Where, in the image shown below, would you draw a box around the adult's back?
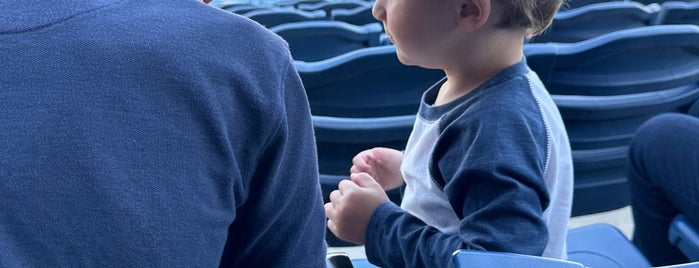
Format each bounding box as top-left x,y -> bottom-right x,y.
0,0 -> 326,266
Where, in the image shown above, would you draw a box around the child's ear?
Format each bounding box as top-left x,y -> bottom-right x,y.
457,0 -> 490,32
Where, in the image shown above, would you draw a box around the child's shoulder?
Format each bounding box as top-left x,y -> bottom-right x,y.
445,75 -> 544,124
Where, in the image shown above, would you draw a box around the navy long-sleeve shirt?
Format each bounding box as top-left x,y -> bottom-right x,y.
365,61 -> 573,267
0,1 -> 326,266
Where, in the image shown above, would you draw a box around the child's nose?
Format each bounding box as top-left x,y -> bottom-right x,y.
372,0 -> 386,22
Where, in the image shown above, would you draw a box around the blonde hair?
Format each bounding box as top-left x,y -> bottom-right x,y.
495,0 -> 563,37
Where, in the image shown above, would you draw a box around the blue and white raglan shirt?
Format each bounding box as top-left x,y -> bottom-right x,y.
365,60 -> 573,267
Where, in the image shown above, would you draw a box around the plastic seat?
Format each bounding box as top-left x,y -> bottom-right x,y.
220,3 -> 269,14
313,115 -> 412,246
330,5 -> 379,26
452,250 -> 585,268
295,45 -> 444,117
659,262 -> 699,268
243,8 -> 326,28
274,0 -> 325,8
525,25 -> 699,96
270,21 -> 383,61
567,224 -> 652,268
341,223 -> 699,267
561,0 -> 622,11
313,114 -> 414,175
531,1 -> 660,43
298,1 -> 370,17
654,1 -> 699,25
670,215 -> 699,262
554,85 -> 699,149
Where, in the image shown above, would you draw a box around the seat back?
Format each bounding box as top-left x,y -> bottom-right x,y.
330,5 -> 380,26
220,3 -> 269,14
531,1 -> 660,43
670,215 -> 699,262
526,25 -> 699,96
451,250 -> 585,268
567,224 -> 652,268
561,0 -> 622,11
313,115 -> 414,175
298,1 -> 370,16
274,0 -> 325,8
271,21 -> 383,61
659,262 -> 699,268
553,86 -> 699,149
314,115 -> 413,247
244,8 -> 327,28
654,1 -> 699,25
296,45 -> 444,117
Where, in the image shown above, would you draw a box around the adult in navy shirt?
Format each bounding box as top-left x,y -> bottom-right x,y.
0,0 -> 326,266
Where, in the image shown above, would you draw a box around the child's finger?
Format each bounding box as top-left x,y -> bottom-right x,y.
350,172 -> 382,189
326,218 -> 338,235
328,189 -> 342,204
324,202 -> 336,219
337,179 -> 359,193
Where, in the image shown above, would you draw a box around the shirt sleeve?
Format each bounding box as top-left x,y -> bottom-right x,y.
220,52 -> 327,267
365,99 -> 551,268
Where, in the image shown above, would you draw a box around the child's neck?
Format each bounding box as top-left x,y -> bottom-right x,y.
434,34 -> 524,106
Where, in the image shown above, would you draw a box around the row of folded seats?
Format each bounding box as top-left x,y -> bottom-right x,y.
222,0 -> 699,61
220,0 -> 699,30
531,0 -> 699,42
221,1 -> 378,28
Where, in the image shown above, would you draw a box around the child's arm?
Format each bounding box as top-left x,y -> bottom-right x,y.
362,110 -> 553,267
365,159 -> 549,267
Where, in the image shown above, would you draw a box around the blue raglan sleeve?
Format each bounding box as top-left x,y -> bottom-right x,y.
365,96 -> 550,268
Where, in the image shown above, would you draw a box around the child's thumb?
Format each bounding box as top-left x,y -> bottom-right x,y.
350,172 -> 382,190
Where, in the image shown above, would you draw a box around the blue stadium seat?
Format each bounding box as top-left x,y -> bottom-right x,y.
449,224 -> 699,268
270,21 -> 383,61
295,45 -> 444,117
561,0 -> 622,10
298,1 -> 371,17
313,115 -> 414,175
654,1 -> 699,25
243,8 -> 326,28
330,5 -> 379,26
313,115 -> 413,247
220,3 -> 269,14
570,147 -> 630,215
670,215 -> 699,262
342,223 -> 699,267
661,262 -> 699,268
526,25 -> 699,96
452,250 -> 585,268
553,85 -> 699,149
531,1 -> 660,43
635,0 -> 686,5
567,224 -> 652,268
274,0 -> 325,8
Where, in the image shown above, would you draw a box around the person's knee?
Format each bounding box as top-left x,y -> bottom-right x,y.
628,114 -> 687,181
633,113 -> 687,148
